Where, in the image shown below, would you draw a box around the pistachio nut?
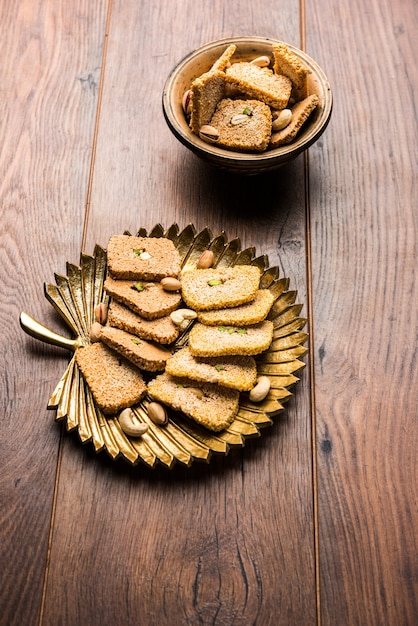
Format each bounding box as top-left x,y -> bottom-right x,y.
161,276 -> 182,291
94,302 -> 108,325
199,125 -> 220,143
182,89 -> 193,115
148,402 -> 168,426
197,250 -> 214,269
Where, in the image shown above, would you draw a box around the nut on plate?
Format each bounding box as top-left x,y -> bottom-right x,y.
148,402 -> 168,425
94,302 -> 108,324
249,376 -> 271,402
89,322 -> 103,343
170,308 -> 197,326
161,276 -> 182,291
197,250 -> 214,269
119,408 -> 149,437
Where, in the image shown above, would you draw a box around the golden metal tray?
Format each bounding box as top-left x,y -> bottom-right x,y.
20,224 -> 308,468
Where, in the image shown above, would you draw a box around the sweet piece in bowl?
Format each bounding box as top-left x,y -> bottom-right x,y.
162,37 -> 333,174
209,98 -> 272,153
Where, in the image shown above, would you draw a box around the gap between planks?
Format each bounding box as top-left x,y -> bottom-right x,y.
37,2 -> 115,625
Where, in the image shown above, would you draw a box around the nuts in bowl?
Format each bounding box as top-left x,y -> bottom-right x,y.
162,37 -> 332,174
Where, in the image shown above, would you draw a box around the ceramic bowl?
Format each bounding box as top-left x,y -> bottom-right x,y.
162,36 -> 333,175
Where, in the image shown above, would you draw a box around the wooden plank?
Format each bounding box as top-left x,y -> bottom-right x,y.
306,0 -> 417,623
41,1 -> 317,625
82,1 -> 304,250
0,1 -> 108,625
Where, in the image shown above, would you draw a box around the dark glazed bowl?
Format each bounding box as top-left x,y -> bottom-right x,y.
162,36 -> 333,175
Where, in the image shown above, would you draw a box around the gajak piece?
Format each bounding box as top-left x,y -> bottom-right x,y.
270,94 -> 319,147
75,342 -> 147,415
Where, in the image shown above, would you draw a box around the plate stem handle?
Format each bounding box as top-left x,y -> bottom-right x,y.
20,312 -> 80,352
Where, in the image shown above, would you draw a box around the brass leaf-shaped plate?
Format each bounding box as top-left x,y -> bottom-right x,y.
20,224 -> 308,468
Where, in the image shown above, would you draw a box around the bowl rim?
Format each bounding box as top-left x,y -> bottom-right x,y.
162,36 -> 333,167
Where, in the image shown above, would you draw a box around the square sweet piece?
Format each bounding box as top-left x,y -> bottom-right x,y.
75,342 -> 147,415
107,235 -> 181,281
209,99 -> 272,153
272,43 -> 309,101
188,320 -> 274,357
180,265 -> 261,311
189,70 -> 226,134
108,300 -> 179,344
197,289 -> 275,326
165,346 -> 257,391
100,326 -> 172,372
225,62 -> 292,109
147,372 -> 240,432
104,276 -> 181,320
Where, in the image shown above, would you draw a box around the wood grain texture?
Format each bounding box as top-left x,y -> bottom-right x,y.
39,1 -> 316,625
83,0 -> 305,253
2,0 -> 416,624
0,1 -> 108,625
307,0 -> 417,623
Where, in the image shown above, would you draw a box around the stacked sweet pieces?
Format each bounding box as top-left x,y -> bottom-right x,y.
148,264 -> 274,432
183,42 -> 319,153
75,236 -> 276,434
75,235 -> 181,415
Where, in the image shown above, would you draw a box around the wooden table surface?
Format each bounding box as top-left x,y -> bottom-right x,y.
1,1 -> 416,624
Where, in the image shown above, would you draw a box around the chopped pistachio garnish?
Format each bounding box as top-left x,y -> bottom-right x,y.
133,248 -> 152,260
132,338 -> 141,345
132,283 -> 144,291
207,279 -> 223,286
217,326 -> 248,334
243,106 -> 253,116
215,365 -> 225,371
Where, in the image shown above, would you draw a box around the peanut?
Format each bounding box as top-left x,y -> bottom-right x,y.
249,376 -> 271,402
